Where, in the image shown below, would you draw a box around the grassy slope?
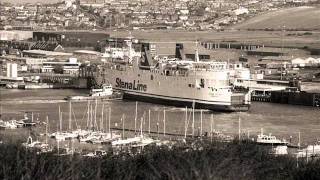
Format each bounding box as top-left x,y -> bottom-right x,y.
232,6 -> 320,30
0,140 -> 319,180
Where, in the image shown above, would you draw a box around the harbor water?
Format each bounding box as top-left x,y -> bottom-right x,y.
1,88 -> 320,146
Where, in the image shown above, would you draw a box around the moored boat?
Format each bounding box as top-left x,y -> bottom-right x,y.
90,84 -> 113,97
256,130 -> 288,145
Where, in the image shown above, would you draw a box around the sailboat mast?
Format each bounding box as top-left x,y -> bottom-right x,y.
148,109 -> 151,135
185,106 -> 187,139
135,101 -> 137,134
0,105 -> 2,118
86,100 -> 90,129
163,108 -> 166,137
94,99 -> 97,130
238,115 -> 241,141
200,109 -> 203,137
59,105 -> 62,132
122,114 -> 125,139
69,101 -> 72,131
101,103 -> 104,132
192,101 -> 195,137
46,115 -> 49,144
90,104 -> 93,130
108,107 -> 111,133
210,114 -> 213,142
140,117 -> 143,137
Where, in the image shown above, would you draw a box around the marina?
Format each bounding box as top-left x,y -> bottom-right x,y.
1,89 -> 320,151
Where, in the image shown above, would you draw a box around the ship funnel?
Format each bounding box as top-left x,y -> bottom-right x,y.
140,43 -> 153,67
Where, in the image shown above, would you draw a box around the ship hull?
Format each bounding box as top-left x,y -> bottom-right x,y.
123,91 -> 250,112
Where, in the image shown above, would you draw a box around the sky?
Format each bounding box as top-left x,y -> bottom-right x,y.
1,0 -> 61,5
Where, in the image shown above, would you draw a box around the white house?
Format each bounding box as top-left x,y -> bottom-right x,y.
233,7 -> 249,16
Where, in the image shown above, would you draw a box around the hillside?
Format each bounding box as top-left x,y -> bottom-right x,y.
232,6 -> 320,30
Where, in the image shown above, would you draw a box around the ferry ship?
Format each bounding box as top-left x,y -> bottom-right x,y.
100,39 -> 251,112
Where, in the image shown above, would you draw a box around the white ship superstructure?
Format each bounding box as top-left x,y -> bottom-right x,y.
101,35 -> 141,63
100,39 -> 251,111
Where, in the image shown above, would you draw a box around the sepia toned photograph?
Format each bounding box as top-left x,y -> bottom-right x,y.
0,0 -> 320,179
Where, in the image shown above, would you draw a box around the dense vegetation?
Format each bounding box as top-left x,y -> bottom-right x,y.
0,140 -> 319,180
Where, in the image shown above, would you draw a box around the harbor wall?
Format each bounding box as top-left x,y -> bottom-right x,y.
270,91 -> 320,106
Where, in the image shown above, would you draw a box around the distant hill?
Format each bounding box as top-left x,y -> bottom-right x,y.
232,6 -> 320,30
1,0 -> 61,4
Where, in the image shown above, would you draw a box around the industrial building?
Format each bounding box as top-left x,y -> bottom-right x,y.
32,31 -> 110,48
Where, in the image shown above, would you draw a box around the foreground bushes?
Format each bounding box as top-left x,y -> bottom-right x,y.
0,140 -> 319,180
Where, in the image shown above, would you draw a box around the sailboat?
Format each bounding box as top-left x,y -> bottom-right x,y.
22,116 -> 52,153
51,104 -> 77,141
112,112 -> 156,147
80,101 -> 121,144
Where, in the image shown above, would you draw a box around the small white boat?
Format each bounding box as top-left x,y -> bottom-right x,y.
80,131 -> 121,144
22,136 -> 52,153
83,150 -> 107,157
72,129 -> 91,138
90,84 -> 113,97
56,147 -> 75,156
65,85 -> 114,101
112,136 -> 141,146
297,145 -> 320,158
272,145 -> 288,155
66,96 -> 90,101
256,132 -> 288,145
54,132 -> 78,141
131,137 -> 157,147
0,120 -> 19,129
112,136 -> 156,147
